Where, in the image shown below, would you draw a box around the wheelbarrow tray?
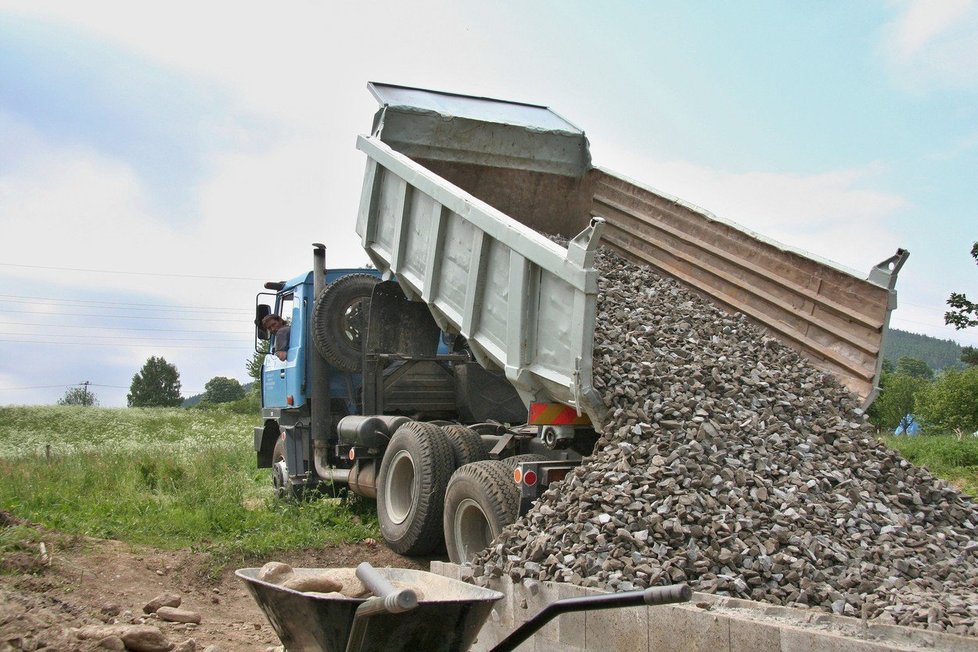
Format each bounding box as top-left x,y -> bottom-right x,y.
236,567 -> 503,652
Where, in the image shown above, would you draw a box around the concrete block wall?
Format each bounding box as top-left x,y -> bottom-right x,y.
430,562 -> 978,652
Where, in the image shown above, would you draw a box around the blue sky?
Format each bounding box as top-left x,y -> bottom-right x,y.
1,1 -> 976,407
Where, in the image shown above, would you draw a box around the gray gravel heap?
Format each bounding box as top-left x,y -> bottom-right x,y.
472,249 -> 978,635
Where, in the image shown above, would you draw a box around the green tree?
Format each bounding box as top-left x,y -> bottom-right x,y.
127,357 -> 182,407
58,384 -> 98,406
962,346 -> 978,367
869,373 -> 928,431
247,341 -> 269,382
945,241 -> 978,330
915,367 -> 978,434
896,356 -> 934,380
202,376 -> 245,404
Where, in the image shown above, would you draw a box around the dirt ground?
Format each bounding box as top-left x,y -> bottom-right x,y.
0,514 -> 433,651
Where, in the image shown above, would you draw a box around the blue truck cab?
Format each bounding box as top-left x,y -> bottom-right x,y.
258,268 -> 378,413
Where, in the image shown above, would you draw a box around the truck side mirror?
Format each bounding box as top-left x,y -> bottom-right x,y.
255,304 -> 272,341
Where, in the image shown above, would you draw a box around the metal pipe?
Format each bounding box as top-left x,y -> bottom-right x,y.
347,461 -> 378,499
311,243 -> 332,480
316,467 -> 351,486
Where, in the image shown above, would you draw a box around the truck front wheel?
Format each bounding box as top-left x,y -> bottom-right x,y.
272,437 -> 301,500
443,460 -> 520,564
376,422 -> 454,555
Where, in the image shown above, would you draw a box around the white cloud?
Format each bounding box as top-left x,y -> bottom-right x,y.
590,139 -> 908,274
879,0 -> 978,91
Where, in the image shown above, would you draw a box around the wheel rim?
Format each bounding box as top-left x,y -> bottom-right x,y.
272,458 -> 289,499
340,298 -> 369,347
384,449 -> 416,525
454,498 -> 493,562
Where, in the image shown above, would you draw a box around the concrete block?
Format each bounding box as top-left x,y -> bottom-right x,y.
648,605 -> 730,652
535,640 -> 585,652
585,604 -> 649,651
727,614 -> 780,652
493,575 -> 517,631
429,560 -> 461,580
518,580 -> 560,642
778,627 -> 896,651
555,582 -> 587,649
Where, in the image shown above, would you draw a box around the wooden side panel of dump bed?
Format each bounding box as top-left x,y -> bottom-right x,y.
589,168 -> 907,405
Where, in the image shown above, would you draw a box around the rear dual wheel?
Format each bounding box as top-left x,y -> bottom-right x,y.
376,422 -> 455,555
443,460 -> 520,564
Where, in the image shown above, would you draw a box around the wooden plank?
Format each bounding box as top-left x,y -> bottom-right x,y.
593,192 -> 885,331
601,235 -> 875,384
598,208 -> 882,357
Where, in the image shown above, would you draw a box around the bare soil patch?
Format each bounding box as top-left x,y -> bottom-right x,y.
0,514 -> 432,651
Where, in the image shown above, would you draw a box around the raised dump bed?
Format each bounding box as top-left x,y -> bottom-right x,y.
356,82 -> 907,419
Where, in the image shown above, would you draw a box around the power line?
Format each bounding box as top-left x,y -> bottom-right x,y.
0,295 -> 251,313
0,382 -> 129,391
0,321 -> 251,334
0,339 -> 248,349
0,331 -> 249,343
0,262 -> 266,282
0,308 -> 246,322
0,384 -> 82,391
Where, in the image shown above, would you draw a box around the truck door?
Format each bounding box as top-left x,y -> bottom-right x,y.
262,292 -> 296,409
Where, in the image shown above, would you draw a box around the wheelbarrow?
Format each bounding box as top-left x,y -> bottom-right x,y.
237,563 -> 691,652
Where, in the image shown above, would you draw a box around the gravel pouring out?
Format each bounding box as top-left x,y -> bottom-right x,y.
472,249 -> 978,635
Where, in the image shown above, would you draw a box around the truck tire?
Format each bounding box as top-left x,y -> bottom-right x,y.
442,424 -> 489,468
443,460 -> 520,564
312,274 -> 379,372
376,422 -> 454,555
501,453 -> 548,470
272,437 -> 302,501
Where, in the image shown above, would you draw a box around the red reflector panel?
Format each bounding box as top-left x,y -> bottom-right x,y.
523,469 -> 538,486
528,402 -> 591,426
287,395 -> 294,406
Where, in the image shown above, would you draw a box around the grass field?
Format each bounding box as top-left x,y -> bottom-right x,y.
3,405 -> 976,575
0,405 -> 378,570
884,433 -> 978,496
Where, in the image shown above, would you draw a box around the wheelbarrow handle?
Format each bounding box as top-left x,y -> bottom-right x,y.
490,583 -> 692,652
643,583 -> 693,605
356,562 -> 418,612
345,563 -> 420,652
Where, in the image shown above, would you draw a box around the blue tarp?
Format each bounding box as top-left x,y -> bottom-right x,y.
894,414 -> 921,436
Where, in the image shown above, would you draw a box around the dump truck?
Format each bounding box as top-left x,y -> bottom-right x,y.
253,82 -> 908,564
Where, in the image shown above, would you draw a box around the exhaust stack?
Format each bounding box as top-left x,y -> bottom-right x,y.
310,243 -> 333,479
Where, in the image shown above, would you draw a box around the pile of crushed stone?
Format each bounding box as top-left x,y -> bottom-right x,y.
472,249 -> 978,635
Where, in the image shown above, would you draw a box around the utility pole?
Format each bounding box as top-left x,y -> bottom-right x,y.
81,380 -> 90,406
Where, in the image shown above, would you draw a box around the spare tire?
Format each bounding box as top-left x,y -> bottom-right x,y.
312,274 -> 379,371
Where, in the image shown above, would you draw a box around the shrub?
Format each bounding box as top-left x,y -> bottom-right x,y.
869,373 -> 929,431
915,367 -> 978,434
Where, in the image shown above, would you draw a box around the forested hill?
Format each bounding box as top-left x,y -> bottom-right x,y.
883,328 -> 964,371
